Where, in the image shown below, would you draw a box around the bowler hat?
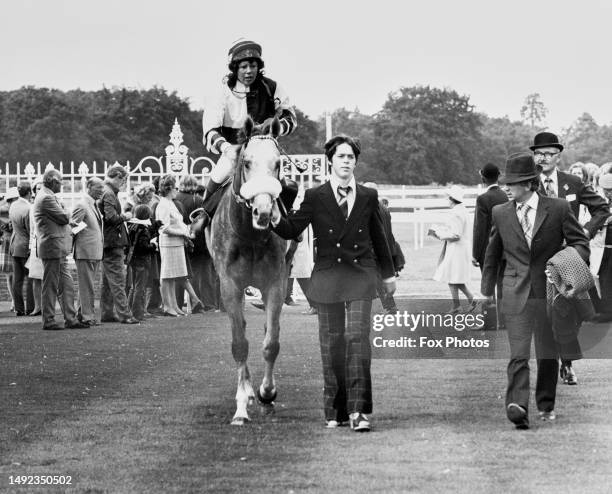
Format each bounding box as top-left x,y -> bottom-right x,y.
480,163 -> 500,180
530,132 -> 564,152
502,152 -> 540,184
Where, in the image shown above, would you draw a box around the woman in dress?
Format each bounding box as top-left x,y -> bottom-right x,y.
25,180 -> 44,315
431,185 -> 476,313
155,175 -> 193,316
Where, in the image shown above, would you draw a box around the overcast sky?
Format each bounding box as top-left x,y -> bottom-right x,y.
2,0 -> 611,132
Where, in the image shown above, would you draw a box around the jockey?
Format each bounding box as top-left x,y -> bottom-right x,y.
200,39 -> 298,222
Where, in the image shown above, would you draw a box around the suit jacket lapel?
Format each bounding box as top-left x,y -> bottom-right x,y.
531,198 -> 549,241
319,182 -> 346,226
341,184 -> 368,239
557,171 -> 567,199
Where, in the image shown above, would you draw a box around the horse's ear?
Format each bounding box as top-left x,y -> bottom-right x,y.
269,117 -> 281,138
244,116 -> 254,139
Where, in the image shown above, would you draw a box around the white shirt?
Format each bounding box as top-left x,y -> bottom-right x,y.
540,168 -> 558,197
329,175 -> 357,217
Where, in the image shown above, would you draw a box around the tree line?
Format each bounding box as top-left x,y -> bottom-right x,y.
1,86 -> 610,185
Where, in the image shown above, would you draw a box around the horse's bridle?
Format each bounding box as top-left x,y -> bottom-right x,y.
231,135 -> 282,210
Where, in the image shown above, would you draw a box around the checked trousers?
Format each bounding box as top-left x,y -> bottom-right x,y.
317,299 -> 373,422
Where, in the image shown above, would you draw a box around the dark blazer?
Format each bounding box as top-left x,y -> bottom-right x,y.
9,198 -> 31,258
540,170 -> 609,238
472,185 -> 508,266
273,181 -> 394,304
99,183 -> 129,249
481,195 -> 589,315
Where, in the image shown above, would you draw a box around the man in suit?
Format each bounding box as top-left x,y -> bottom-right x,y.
33,170 -> 88,330
531,131 -> 610,385
272,135 -> 396,432
472,164 -> 509,269
72,177 -> 105,326
9,182 -> 34,316
99,165 -> 139,324
481,152 -> 589,429
472,164 -> 508,329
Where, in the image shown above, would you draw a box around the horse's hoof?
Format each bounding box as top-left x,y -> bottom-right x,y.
256,387 -> 277,405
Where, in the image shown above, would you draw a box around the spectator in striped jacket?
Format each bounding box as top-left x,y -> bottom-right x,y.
199,39 -> 298,226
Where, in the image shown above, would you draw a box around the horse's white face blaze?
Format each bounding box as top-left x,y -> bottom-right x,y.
241,137 -> 281,230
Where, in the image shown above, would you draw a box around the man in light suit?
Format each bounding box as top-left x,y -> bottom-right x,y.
531,131 -> 610,385
33,169 -> 88,330
481,152 -> 589,429
72,177 -> 105,327
9,182 -> 34,316
273,135 -> 396,432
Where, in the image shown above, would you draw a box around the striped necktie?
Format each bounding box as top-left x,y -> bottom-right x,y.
337,186 -> 350,219
517,203 -> 532,246
544,178 -> 556,198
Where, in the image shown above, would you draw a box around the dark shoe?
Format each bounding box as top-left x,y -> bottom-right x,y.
42,324 -> 63,331
120,317 -> 140,324
349,413 -> 371,432
284,298 -> 299,306
538,410 -> 556,422
302,306 -> 318,315
507,403 -> 529,429
148,308 -> 165,316
142,312 -> 157,319
83,320 -> 100,327
561,364 -> 577,385
15,311 -> 26,317
191,302 -> 205,314
101,316 -> 120,323
251,301 -> 265,311
65,321 -> 90,329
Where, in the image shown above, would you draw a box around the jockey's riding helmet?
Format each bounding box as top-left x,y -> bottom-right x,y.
228,39 -> 263,64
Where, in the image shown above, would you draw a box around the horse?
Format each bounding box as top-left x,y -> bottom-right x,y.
205,116 -> 288,425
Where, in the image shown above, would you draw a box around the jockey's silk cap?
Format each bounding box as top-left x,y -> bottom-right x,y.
600,173 -> 612,189
228,39 -> 263,64
501,152 -> 540,184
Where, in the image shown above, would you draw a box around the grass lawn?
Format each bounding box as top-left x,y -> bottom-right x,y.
1,298 -> 611,493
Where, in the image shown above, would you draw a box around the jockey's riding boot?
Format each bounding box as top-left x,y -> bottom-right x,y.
202,178 -> 225,217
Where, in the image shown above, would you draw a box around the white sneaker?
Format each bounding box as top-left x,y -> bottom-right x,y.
349,412 -> 371,432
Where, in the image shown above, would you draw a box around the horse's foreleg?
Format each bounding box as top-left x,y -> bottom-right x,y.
223,282 -> 254,425
258,282 -> 284,404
